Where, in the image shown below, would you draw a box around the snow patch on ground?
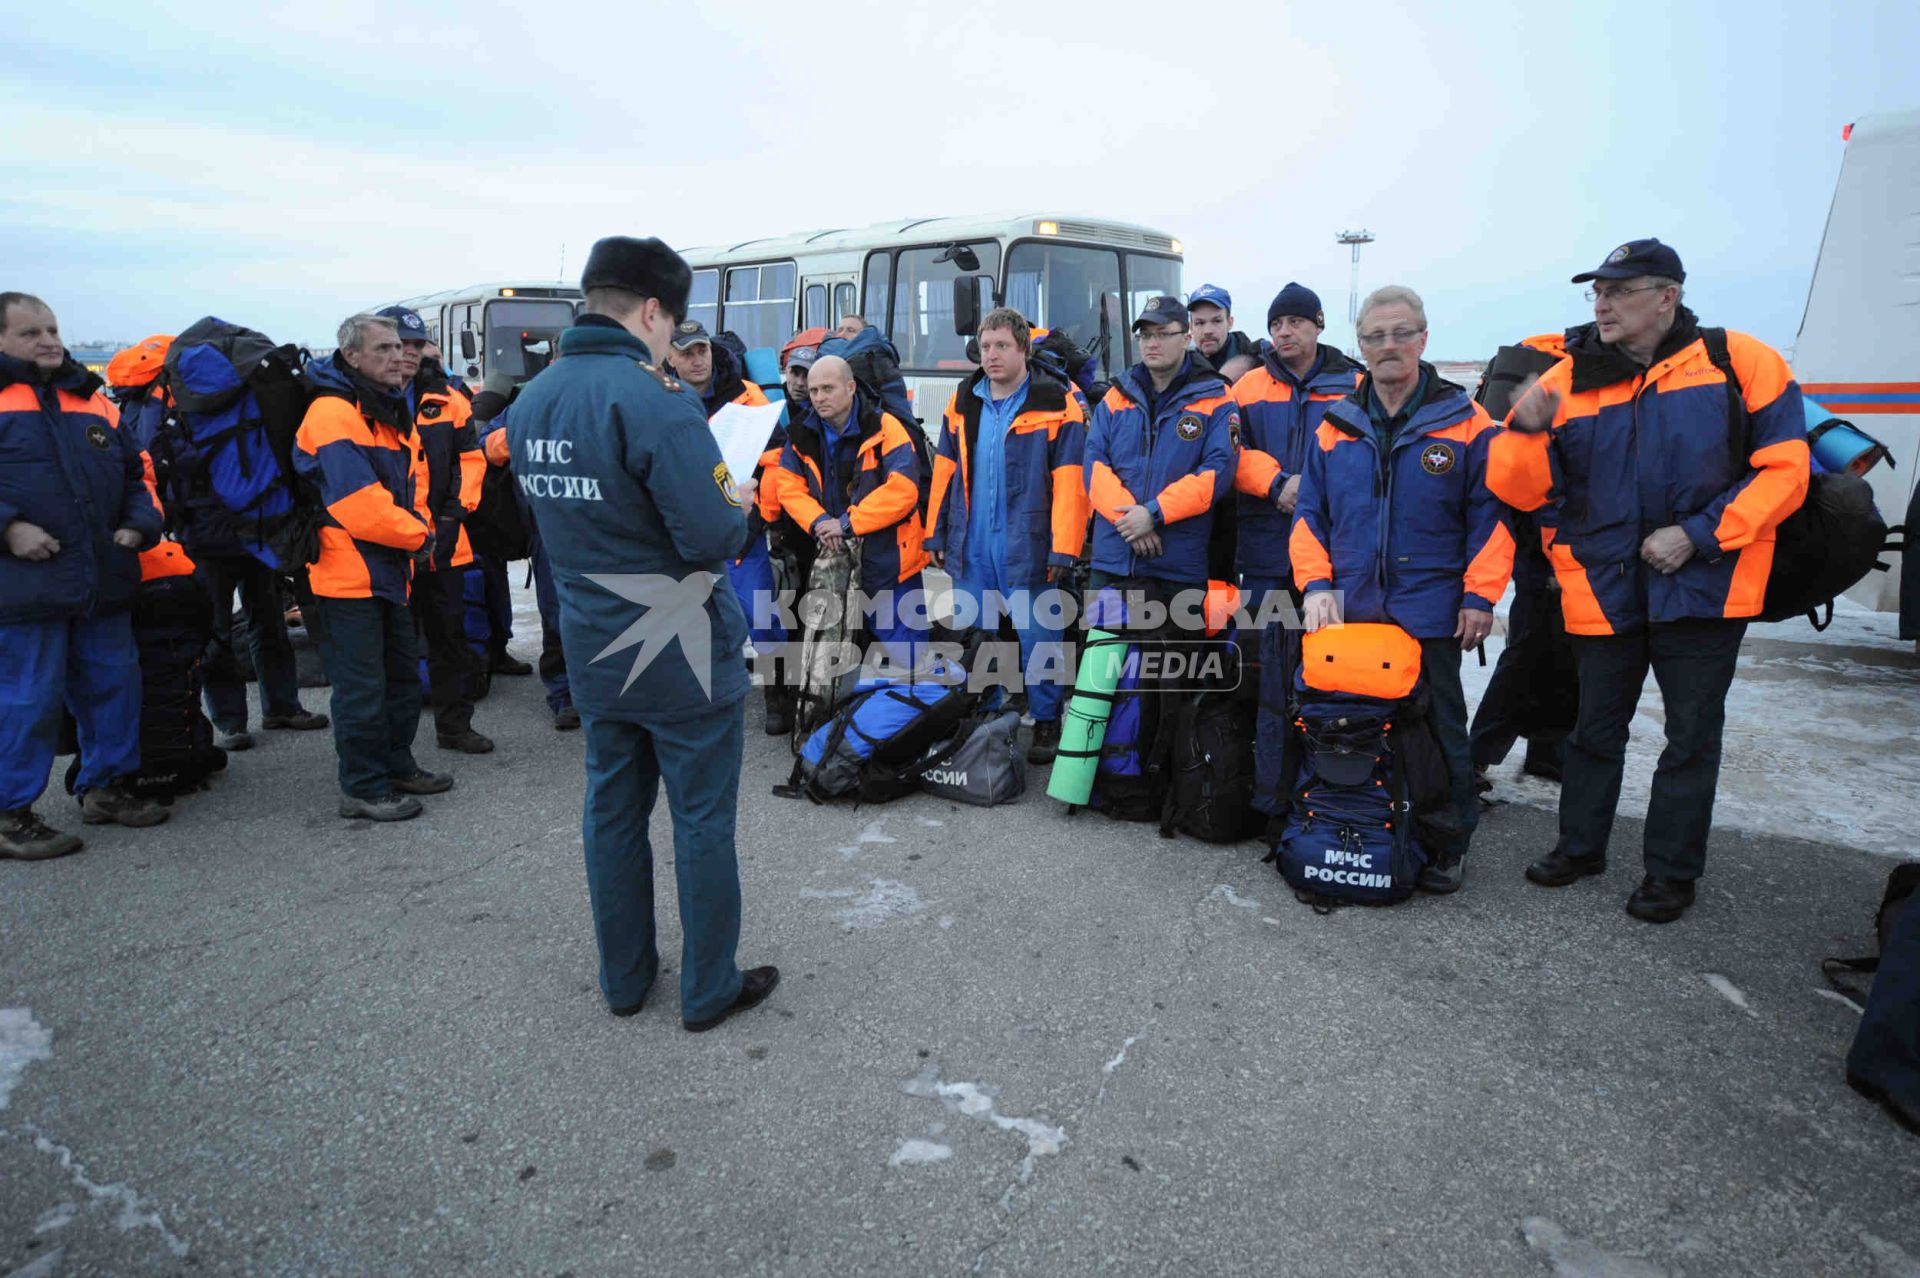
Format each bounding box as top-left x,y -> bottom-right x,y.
1862,1231 -> 1920,1278
803,879 -> 926,930
1520,1217 -> 1667,1277
1468,596 -> 1920,859
25,1126 -> 190,1257
1815,987 -> 1865,1014
1208,884 -> 1260,910
901,1066 -> 1067,1183
1703,974 -> 1759,1018
0,1008 -> 52,1111
6,1248 -> 67,1278
33,1200 -> 79,1234
856,821 -> 897,844
888,1138 -> 953,1168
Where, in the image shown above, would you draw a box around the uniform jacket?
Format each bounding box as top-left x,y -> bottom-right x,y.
0,352 -> 161,624
926,369 -> 1088,589
408,365 -> 484,570
1230,345 -> 1363,580
1485,310 -> 1809,634
1290,366 -> 1513,639
1085,353 -> 1237,584
293,354 -> 431,605
505,317 -> 749,721
772,392 -> 928,592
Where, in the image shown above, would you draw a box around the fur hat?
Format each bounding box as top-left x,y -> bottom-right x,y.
580,236 -> 693,317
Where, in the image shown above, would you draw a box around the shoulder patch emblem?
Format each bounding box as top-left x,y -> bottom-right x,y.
1176,413 -> 1204,442
714,462 -> 741,507
1420,441 -> 1457,475
420,401 -> 442,421
86,422 -> 111,450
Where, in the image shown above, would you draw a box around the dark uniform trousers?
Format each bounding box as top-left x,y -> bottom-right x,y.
411,565 -> 479,736
1847,881 -> 1920,1129
311,596 -> 423,799
580,698 -> 746,1021
1556,617 -> 1746,880
201,553 -> 303,732
1419,638 -> 1479,857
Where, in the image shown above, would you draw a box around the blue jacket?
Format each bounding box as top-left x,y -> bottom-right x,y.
926,370 -> 1088,592
1230,345 -> 1363,580
1487,313 -> 1810,635
1085,354 -> 1238,585
506,317 -> 749,722
1290,367 -> 1513,640
0,353 -> 161,624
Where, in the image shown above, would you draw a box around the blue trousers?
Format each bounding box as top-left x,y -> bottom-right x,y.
863,569 -> 928,671
310,596 -> 422,800
948,577 -> 1070,722
529,531 -> 571,712
581,699 -> 746,1018
1418,638 -> 1478,857
200,554 -> 302,732
0,613 -> 142,809
729,539 -> 787,649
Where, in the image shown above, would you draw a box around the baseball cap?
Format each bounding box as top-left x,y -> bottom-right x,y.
786,345 -> 820,370
1571,238 -> 1686,284
669,319 -> 712,351
376,306 -> 430,345
1187,283 -> 1232,313
1133,296 -> 1190,331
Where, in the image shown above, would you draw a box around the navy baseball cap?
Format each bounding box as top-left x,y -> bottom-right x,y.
1133,296 -> 1190,331
376,305 -> 430,344
1187,283 -> 1232,313
669,319 -> 712,350
1571,238 -> 1686,284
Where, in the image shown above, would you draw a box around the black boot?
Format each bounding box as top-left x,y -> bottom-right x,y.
1525,849 -> 1607,887
764,686 -> 795,736
1626,875 -> 1696,923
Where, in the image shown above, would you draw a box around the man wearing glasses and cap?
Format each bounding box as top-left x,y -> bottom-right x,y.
507,236 -> 778,1031
1490,238 -> 1809,923
1185,283 -> 1260,374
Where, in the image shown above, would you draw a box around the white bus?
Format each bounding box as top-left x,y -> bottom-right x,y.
679,214 -> 1185,419
383,281 -> 582,385
1792,108 -> 1920,611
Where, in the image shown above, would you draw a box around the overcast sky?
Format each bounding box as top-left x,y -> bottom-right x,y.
8,0 -> 1915,359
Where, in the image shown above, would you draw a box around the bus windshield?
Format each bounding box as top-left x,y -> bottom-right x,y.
1004,242 -> 1121,376
486,299 -> 575,380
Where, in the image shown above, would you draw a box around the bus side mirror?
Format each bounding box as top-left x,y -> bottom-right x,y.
952,275 -> 984,337
459,330 -> 478,361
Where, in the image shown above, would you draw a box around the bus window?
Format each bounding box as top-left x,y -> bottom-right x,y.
803,283 -> 828,330
687,268 -> 719,335
886,242 -> 1001,370
1005,242 -> 1122,376
862,252 -> 891,332
1125,253 -> 1184,347
485,298 -> 575,381
834,282 -> 856,327
722,262 -> 796,350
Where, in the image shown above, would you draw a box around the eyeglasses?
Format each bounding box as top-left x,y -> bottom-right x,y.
1136,328 -> 1187,344
1584,284 -> 1666,303
1355,326 -> 1425,348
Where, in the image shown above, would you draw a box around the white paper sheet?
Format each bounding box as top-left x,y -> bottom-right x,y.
707,399 -> 787,501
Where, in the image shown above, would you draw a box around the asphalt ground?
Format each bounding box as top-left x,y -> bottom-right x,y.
3,662 -> 1919,1278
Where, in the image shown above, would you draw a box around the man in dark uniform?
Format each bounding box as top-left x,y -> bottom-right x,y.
507,236 -> 778,1031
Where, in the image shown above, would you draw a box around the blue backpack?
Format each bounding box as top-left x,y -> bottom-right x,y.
155,318 -> 314,570
1272,689 -> 1428,906
784,656 -> 978,804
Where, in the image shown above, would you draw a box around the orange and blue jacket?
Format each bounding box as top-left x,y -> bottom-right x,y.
1290,367 -> 1513,639
770,392 -> 927,591
1485,313 -> 1809,635
0,352 -> 162,624
1230,345 -> 1363,581
1085,353 -> 1238,584
293,354 -> 431,604
407,367 -> 484,570
926,370 -> 1088,588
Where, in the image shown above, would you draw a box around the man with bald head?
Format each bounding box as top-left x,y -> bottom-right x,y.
770,354 -> 929,663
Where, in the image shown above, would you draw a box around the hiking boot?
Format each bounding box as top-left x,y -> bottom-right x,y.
1418,851 -> 1464,894
80,786 -> 169,828
215,729 -> 255,752
391,769 -> 455,795
1473,765 -> 1493,795
262,709 -> 330,731
683,966 -> 780,1033
0,808 -> 83,861
437,730 -> 495,754
763,688 -> 794,737
1626,875 -> 1696,924
1027,719 -> 1062,766
338,793 -> 424,822
553,706 -> 581,732
1525,849 -> 1607,887
1521,750 -> 1564,783
489,652 -> 533,677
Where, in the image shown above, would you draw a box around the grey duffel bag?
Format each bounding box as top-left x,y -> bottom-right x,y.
918,711 -> 1026,806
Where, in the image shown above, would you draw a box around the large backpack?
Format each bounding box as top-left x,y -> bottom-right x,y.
784,660 -> 977,803
157,318 -> 317,571
819,328 -> 935,518
1702,328 -> 1895,629
1157,683 -> 1262,843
